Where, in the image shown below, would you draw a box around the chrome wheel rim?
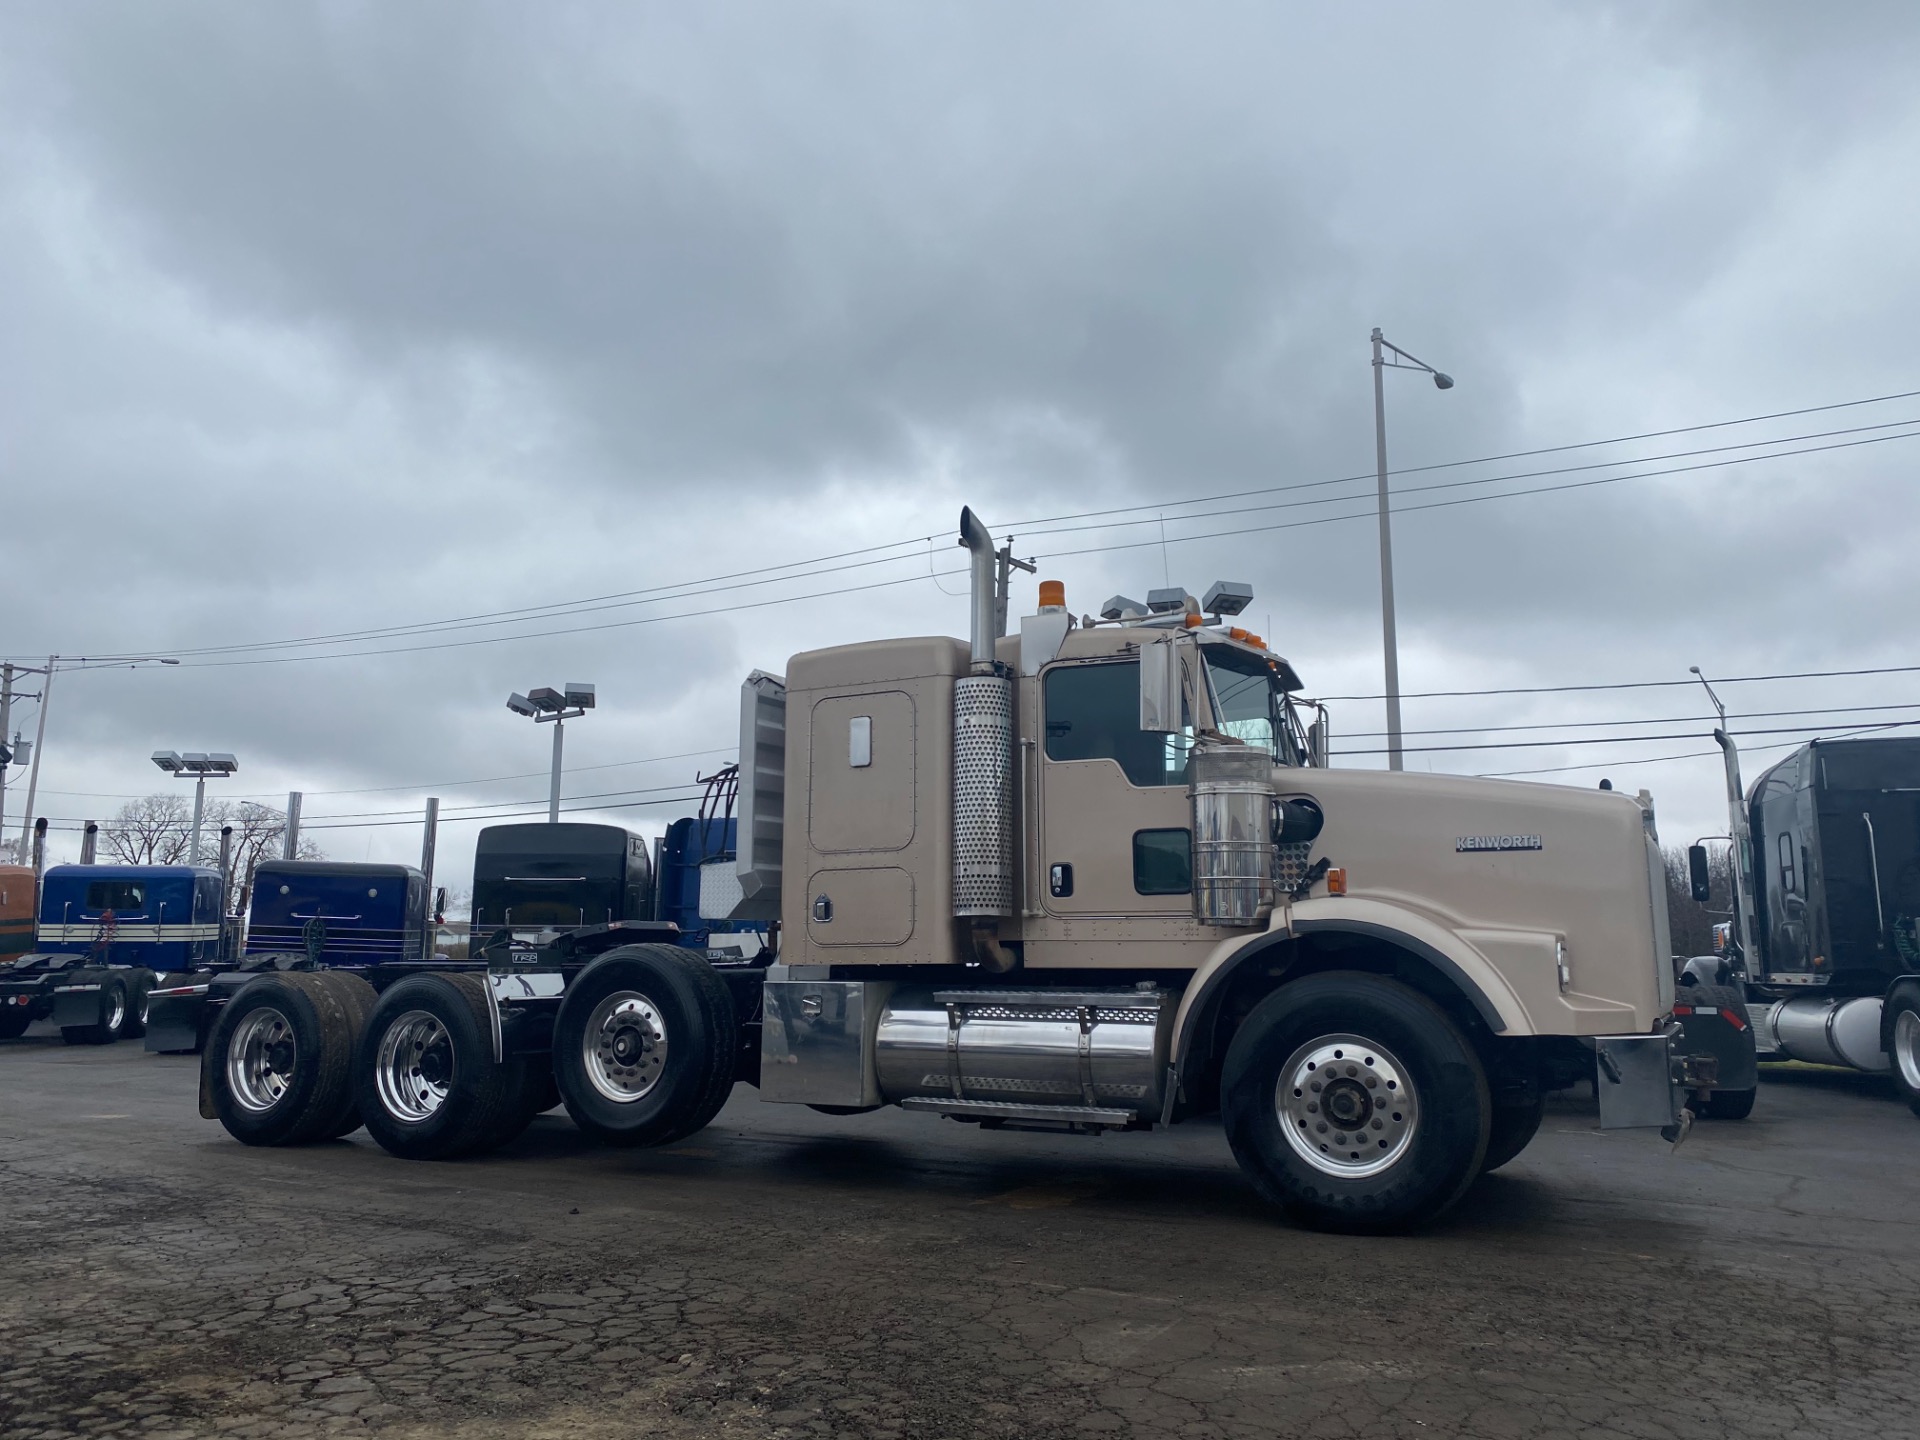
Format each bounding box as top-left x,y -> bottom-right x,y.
106,988 -> 126,1031
1276,1033 -> 1419,1179
583,990 -> 668,1104
1896,1009 -> 1920,1093
375,1010 -> 454,1123
227,1007 -> 297,1114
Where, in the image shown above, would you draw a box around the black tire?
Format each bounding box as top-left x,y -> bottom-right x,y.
1887,981 -> 1920,1119
552,944 -> 737,1148
1221,972 -> 1491,1233
122,974 -> 153,1039
0,1008 -> 30,1040
62,979 -> 132,1046
1481,1092 -> 1547,1173
1703,1086 -> 1757,1120
317,972 -> 379,1139
203,974 -> 362,1146
355,972 -> 533,1160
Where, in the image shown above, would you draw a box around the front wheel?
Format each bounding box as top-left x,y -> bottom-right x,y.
1222,972 -> 1490,1233
1886,981 -> 1920,1119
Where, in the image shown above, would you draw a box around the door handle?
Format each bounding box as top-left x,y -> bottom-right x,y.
1049,863 -> 1074,898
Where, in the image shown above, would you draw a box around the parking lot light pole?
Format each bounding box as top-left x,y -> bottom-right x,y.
152,751 -> 240,864
1371,328 -> 1455,772
507,684 -> 595,823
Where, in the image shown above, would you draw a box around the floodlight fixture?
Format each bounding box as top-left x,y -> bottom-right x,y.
1100,595 -> 1149,622
155,746 -> 240,862
1146,587 -> 1188,615
1201,581 -> 1254,617
508,679 -> 599,822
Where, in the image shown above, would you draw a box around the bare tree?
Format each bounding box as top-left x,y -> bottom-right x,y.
100,794 -> 322,913
103,794 -> 195,865
203,800 -> 324,916
1664,843 -> 1735,961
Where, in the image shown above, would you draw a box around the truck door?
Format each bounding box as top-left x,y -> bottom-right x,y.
1038,658 -> 1194,919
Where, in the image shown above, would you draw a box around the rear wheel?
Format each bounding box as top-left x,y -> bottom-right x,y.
63,980 -> 130,1046
1887,981 -> 1920,1119
1221,972 -> 1490,1232
552,945 -> 737,1147
122,972 -> 154,1039
0,1008 -> 30,1040
355,973 -> 533,1160
203,974 -> 364,1146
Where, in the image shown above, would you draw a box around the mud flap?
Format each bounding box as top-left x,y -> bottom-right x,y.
1594,1033 -> 1683,1131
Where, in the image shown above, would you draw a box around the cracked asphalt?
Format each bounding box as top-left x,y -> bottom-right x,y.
3,1033 -> 1917,1440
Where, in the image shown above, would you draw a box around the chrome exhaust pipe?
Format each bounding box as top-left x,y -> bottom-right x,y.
959,506 -> 996,673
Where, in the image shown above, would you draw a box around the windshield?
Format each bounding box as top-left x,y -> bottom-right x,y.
1204,647 -> 1301,764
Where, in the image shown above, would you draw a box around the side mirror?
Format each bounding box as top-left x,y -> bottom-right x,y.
1687,845 -> 1711,904
1274,797 -> 1325,846
434,886 -> 448,923
1139,634 -> 1182,733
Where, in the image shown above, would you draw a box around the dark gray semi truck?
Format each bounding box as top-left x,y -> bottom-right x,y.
1691,734 -> 1920,1111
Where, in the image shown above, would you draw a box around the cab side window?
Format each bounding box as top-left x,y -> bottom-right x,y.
1044,661 -> 1190,787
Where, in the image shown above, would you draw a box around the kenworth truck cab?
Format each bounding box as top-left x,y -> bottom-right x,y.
199,508 -> 1685,1231
1,864 -> 221,1045
1688,733 -> 1920,1114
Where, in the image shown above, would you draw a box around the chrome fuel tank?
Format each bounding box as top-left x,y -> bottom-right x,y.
875,988 -> 1173,1117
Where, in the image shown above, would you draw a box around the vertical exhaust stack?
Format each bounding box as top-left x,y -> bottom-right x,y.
953,508 -> 1016,944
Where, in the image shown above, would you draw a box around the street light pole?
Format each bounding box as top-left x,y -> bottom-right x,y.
507,683 -> 595,825
17,654 -> 53,861
1369,329 -> 1455,772
152,751 -> 238,865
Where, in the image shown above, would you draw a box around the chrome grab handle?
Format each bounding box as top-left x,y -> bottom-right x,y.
1863,812 -> 1887,939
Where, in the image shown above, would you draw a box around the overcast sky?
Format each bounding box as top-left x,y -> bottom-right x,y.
3,1 -> 1918,891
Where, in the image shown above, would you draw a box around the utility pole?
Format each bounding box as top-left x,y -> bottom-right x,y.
993,537 -> 1036,639
283,792 -> 303,860
0,662 -> 13,849
17,655 -> 53,864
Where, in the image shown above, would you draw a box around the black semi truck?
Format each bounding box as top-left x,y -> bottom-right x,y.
1690,734 -> 1920,1112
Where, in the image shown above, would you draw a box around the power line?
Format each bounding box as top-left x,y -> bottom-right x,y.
1320,662 -> 1920,703
29,383 -> 1917,667
1336,717 -> 1920,757
999,386 -> 1920,533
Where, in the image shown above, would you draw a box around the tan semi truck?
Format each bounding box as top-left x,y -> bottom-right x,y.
200,508 -> 1687,1231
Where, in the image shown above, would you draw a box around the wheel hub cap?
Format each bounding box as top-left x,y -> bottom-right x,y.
227,1007 -> 298,1114
584,992 -> 668,1104
375,1010 -> 454,1123
1896,1009 -> 1920,1092
1275,1033 -> 1420,1179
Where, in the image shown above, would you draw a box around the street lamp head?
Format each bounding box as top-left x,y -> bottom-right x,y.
1688,666 -> 1702,676
563,682 -> 596,711
528,687 -> 565,714
1432,372 -> 1455,390
151,750 -> 183,773
506,692 -> 538,718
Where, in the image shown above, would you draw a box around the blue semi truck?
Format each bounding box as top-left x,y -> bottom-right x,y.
144,858 -> 439,1054
0,864 -> 223,1044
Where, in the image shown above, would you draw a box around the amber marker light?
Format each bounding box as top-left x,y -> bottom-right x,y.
1038,580 -> 1066,609
1325,868 -> 1348,895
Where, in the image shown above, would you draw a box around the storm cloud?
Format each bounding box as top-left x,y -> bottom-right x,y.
3,1 -> 1918,879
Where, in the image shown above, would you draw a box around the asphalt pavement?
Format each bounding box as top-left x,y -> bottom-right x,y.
2,1027 -> 1917,1440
